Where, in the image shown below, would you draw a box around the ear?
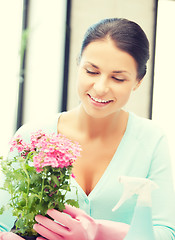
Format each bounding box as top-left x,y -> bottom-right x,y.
133,79 -> 143,91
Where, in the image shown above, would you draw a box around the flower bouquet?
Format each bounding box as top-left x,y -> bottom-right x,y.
0,130 -> 81,239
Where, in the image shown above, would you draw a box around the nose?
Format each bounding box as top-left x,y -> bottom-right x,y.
93,76 -> 109,96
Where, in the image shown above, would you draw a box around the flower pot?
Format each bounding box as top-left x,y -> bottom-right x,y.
11,223 -> 39,239
16,233 -> 40,240
21,236 -> 38,240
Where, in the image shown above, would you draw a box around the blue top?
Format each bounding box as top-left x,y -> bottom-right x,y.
0,112 -> 175,239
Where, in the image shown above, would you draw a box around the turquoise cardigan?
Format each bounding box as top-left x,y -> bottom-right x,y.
1,112 -> 175,239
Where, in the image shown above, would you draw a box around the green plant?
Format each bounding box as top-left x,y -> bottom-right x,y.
0,130 -> 81,237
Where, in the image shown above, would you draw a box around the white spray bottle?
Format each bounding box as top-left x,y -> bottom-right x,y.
112,176 -> 158,240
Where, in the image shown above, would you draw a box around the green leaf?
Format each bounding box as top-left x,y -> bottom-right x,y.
25,212 -> 35,222
0,206 -> 5,214
65,199 -> 79,208
51,175 -> 60,186
53,201 -> 65,212
18,181 -> 27,192
15,218 -> 24,229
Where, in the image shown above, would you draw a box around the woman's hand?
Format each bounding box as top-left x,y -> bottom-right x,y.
34,205 -> 97,240
0,232 -> 24,240
34,205 -> 129,240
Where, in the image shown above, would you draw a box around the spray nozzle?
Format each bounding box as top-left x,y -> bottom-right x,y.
112,176 -> 158,212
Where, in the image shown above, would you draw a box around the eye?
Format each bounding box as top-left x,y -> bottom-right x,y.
86,69 -> 99,75
112,77 -> 125,82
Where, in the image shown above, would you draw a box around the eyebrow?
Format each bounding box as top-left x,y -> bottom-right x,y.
85,61 -> 131,75
85,62 -> 99,69
112,70 -> 130,75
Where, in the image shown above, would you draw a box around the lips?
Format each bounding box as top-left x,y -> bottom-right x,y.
88,94 -> 113,104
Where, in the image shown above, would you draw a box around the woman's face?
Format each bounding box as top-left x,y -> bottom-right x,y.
77,39 -> 141,118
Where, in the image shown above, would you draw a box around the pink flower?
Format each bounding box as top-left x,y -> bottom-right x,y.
31,131 -> 81,172
9,130 -> 81,174
71,173 -> 76,179
9,135 -> 30,153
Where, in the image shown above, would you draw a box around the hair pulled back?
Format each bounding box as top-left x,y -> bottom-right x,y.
79,18 -> 150,80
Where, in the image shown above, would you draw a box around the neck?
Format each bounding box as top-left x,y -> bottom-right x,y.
75,105 -> 128,139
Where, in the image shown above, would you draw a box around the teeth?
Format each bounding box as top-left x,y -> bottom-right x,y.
90,95 -> 110,103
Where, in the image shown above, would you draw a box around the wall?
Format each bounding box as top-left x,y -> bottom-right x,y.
152,0 -> 175,184
67,0 -> 156,118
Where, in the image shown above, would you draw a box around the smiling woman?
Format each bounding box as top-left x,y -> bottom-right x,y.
29,19 -> 175,240
1,17 -> 175,240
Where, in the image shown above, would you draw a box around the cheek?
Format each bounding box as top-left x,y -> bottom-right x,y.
113,84 -> 134,103
77,72 -> 88,97
77,70 -> 93,90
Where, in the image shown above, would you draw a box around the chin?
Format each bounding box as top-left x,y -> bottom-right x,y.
83,107 -> 117,120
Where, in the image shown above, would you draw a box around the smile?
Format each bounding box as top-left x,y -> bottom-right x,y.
88,94 -> 113,104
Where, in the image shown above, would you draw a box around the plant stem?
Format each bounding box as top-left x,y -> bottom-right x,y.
22,161 -> 30,211
40,168 -> 46,202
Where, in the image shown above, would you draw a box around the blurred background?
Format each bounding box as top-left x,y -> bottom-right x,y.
0,0 -> 175,183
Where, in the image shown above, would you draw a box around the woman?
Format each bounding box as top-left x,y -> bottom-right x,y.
0,18 -> 175,240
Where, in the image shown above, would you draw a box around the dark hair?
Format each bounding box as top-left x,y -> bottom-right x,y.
79,18 -> 150,80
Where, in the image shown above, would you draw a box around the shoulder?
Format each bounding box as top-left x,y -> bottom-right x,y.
14,113 -> 61,142
128,112 -> 167,144
126,112 -> 170,167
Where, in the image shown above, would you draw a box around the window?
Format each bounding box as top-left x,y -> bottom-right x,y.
0,0 -> 67,156
0,1 -> 23,156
